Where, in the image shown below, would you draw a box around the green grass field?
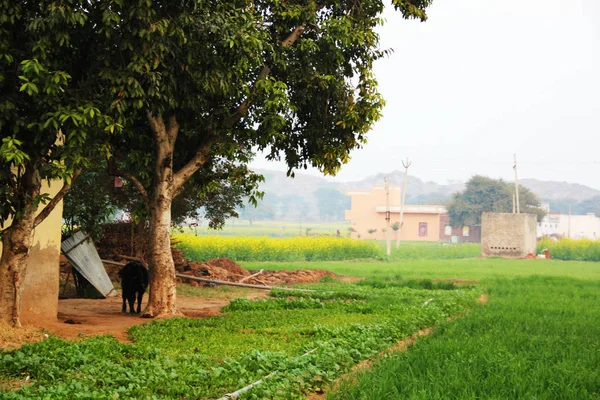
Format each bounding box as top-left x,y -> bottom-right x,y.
2,238 -> 599,399
330,275 -> 600,399
240,258 -> 600,282
0,281 -> 478,399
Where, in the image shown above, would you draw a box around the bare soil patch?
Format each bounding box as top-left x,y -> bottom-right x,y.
0,324 -> 46,351
3,289 -> 268,346
177,257 -> 348,286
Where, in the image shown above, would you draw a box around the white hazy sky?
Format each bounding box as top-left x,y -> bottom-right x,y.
250,0 -> 600,189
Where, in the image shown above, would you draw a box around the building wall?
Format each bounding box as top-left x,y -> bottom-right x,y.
439,215 -> 481,243
345,185 -> 442,242
481,213 -> 537,258
537,213 -> 600,239
0,180 -> 63,323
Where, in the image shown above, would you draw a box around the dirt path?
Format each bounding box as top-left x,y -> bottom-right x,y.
13,289 -> 268,344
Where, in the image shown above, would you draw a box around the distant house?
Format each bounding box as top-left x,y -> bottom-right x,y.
345,185 -> 478,242
537,212 -> 600,239
439,214 -> 481,243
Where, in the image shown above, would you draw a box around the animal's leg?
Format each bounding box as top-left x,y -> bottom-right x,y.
136,291 -> 144,314
122,294 -> 127,313
127,294 -> 135,314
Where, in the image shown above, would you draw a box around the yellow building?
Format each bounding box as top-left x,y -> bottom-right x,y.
345,185 -> 446,242
0,180 -> 63,324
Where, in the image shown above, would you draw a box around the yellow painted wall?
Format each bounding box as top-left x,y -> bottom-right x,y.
0,180 -> 63,323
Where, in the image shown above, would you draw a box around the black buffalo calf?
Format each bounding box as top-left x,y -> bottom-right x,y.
118,261 -> 149,314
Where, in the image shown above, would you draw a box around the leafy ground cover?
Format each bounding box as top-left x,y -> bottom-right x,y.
329,275 -> 600,399
0,279 -> 479,399
538,237 -> 600,261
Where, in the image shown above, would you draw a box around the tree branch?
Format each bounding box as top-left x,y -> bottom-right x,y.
172,137 -> 212,194
33,169 -> 82,228
107,160 -> 150,210
173,24 -> 308,196
225,24 -> 306,128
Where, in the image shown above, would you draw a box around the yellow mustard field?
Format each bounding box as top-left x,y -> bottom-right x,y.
172,233 -> 381,262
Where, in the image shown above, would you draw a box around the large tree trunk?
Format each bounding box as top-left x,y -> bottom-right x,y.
142,112 -> 211,318
0,168 -> 41,327
142,113 -> 181,318
133,221 -> 147,260
142,188 -> 179,318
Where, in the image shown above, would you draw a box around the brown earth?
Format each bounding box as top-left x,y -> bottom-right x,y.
177,258 -> 344,287
1,288 -> 268,349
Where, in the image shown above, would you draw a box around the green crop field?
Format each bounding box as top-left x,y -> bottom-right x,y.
330,275 -> 600,400
0,281 -> 478,399
173,231 -> 481,262
180,220 -> 351,238
2,239 -> 599,399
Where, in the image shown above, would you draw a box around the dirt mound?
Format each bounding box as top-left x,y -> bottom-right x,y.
251,269 -> 335,285
176,258 -> 336,286
178,258 -> 251,283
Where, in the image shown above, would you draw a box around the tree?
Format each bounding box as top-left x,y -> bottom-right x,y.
81,0 -> 435,317
64,157 -> 259,259
447,176 -> 546,227
367,228 -> 377,239
0,2 -> 115,326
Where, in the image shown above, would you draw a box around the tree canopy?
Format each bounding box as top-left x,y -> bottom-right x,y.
0,0 -> 120,326
2,0 -> 437,320
447,175 -> 546,227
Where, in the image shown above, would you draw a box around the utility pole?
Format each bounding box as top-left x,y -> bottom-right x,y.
512,193 -> 516,214
513,154 -> 520,213
385,176 -> 391,256
568,204 -> 572,238
396,159 -> 412,249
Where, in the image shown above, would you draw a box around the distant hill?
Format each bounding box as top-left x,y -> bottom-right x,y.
519,179 -> 600,201
248,169 -> 600,221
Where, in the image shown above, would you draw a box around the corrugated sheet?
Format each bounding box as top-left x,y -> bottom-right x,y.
61,231 -> 116,297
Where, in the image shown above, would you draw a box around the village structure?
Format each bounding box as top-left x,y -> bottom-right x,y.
480,213 -> 538,258
536,209 -> 600,240
344,185 -> 600,244
344,184 -> 481,243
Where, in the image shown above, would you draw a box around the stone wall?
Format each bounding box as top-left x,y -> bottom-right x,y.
481,213 -> 537,258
